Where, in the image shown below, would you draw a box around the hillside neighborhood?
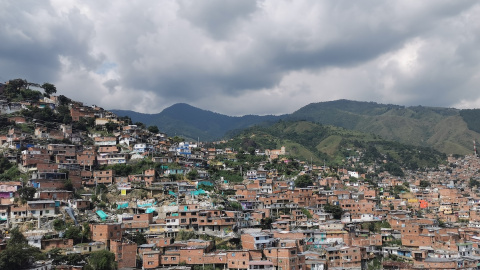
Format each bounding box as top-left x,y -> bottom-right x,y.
3,80 -> 480,270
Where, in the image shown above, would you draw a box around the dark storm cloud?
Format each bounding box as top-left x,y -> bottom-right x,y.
117,0 -> 479,101
1,1 -> 480,114
0,1 -> 101,84
178,0 -> 258,39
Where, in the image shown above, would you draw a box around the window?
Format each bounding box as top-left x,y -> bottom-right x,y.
148,262 -> 153,265
232,253 -> 236,257
172,257 -> 176,261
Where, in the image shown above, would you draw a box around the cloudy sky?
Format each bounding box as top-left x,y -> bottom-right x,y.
2,0 -> 480,116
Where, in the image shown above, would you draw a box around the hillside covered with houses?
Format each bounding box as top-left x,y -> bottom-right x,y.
2,79 -> 480,269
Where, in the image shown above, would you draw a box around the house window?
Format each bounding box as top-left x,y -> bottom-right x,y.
148,262 -> 153,265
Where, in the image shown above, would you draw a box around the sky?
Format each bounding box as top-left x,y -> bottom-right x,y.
2,0 -> 480,116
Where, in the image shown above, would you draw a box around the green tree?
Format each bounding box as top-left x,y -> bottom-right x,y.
105,122 -> 119,133
0,156 -> 13,173
419,180 -> 430,188
134,122 -> 145,129
324,203 -> 343,219
172,136 -> 184,143
41,82 -> 57,96
294,174 -> 313,188
0,227 -> 44,269
469,178 -> 480,188
65,225 -> 83,244
85,250 -> 117,270
227,201 -> 242,210
132,231 -> 147,245
57,95 -> 72,106
48,247 -> 85,266
187,169 -> 198,180
65,223 -> 90,244
18,186 -> 36,203
260,217 -> 273,230
4,78 -> 27,99
53,219 -> 67,231
301,208 -> 313,219
64,179 -> 74,191
147,125 -> 159,134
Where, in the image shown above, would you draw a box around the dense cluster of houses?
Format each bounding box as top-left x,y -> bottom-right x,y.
2,92 -> 480,269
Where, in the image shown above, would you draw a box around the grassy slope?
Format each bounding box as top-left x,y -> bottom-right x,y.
290,101 -> 478,155
221,121 -> 445,168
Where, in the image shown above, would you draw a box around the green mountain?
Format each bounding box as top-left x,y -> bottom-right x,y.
111,103 -> 282,141
218,121 -> 446,173
112,100 -> 480,155
287,100 -> 478,155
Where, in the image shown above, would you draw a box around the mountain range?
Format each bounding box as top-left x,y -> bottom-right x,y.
112,99 -> 480,155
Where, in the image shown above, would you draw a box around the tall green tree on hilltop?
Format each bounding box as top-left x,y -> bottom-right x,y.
41,82 -> 57,96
